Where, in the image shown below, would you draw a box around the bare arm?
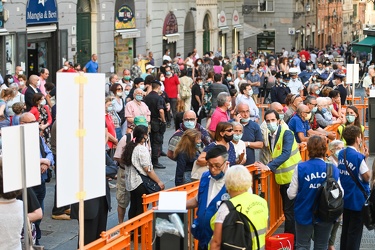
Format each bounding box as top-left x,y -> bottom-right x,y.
186,197 -> 198,209
210,223 -> 223,250
144,167 -> 165,189
159,109 -> 166,122
196,151 -> 207,166
28,208 -> 43,222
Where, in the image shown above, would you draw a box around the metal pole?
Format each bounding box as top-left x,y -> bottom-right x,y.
20,125 -> 29,249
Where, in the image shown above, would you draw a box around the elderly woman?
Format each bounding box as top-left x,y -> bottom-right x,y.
231,122 -> 247,164
30,93 -> 52,146
207,92 -> 231,136
314,97 -> 342,128
287,136 -> 342,250
283,93 -> 303,124
0,88 -> 16,128
210,165 -> 268,250
124,88 -> 151,132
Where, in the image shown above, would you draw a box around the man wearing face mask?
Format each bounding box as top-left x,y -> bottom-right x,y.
187,145 -> 230,250
246,65 -> 261,103
237,56 -> 249,75
271,72 -> 291,104
235,83 -> 259,122
167,110 -> 212,160
141,64 -> 155,80
208,92 -> 231,137
299,60 -> 314,87
255,110 -> 301,236
164,65 -> 180,121
125,88 -> 151,130
234,102 -> 263,165
332,73 -> 347,105
25,75 -> 42,111
288,68 -> 304,96
121,69 -> 133,87
233,69 -> 245,93
13,65 -> 23,84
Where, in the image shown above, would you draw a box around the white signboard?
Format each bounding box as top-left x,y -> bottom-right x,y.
158,191 -> 187,211
346,64 -> 359,84
2,123 -> 41,192
56,73 -> 106,207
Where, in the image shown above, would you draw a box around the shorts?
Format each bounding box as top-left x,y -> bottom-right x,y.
116,167 -> 130,209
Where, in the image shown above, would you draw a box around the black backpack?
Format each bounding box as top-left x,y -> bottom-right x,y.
221,200 -> 260,250
314,163 -> 343,222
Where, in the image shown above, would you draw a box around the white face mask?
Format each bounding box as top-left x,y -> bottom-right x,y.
19,71 -> 24,75
40,99 -> 46,106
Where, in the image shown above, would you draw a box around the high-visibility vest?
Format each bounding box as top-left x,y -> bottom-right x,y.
271,126 -> 301,184
210,192 -> 269,250
337,124 -> 364,146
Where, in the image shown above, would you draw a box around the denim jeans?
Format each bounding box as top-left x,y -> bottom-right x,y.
295,221 -> 333,250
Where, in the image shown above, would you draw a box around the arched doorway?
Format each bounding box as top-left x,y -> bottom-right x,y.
184,12 -> 195,58
203,14 -> 210,54
77,0 -> 92,65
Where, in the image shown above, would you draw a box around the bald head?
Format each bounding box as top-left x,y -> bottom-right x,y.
297,104 -> 309,115
20,112 -> 36,124
29,75 -> 39,87
270,102 -> 283,113
183,110 -> 197,120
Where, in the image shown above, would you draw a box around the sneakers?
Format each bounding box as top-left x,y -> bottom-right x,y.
108,182 -> 116,189
153,163 -> 166,169
51,214 -> 71,220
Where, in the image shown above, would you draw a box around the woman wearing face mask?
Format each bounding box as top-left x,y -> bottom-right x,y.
105,97 -> 118,151
231,122 -> 247,165
30,93 -> 52,146
222,72 -> 234,90
123,84 -> 132,103
174,129 -> 202,186
192,58 -> 203,80
279,57 -> 290,74
109,83 -> 125,127
314,97 -> 342,129
191,77 -> 204,124
337,106 -> 365,147
6,83 -> 25,118
126,78 -> 145,103
197,122 -> 237,167
0,75 -> 14,91
18,74 -> 28,95
268,58 -> 279,72
0,89 -> 16,128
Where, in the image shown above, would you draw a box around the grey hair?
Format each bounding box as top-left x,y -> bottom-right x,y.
231,121 -> 243,129
328,140 -> 344,151
217,92 -> 230,107
133,88 -> 144,95
133,58 -> 139,64
225,165 -> 253,192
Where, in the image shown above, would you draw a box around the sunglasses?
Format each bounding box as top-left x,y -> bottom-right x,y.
224,128 -> 233,132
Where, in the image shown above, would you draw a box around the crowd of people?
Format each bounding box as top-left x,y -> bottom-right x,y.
0,45 -> 373,250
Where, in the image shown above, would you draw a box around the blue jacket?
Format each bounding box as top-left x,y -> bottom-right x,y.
338,147 -> 369,211
294,159 -> 340,225
191,171 -> 227,248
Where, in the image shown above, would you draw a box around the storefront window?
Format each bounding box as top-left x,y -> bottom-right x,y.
114,36 -> 133,75
5,35 -> 15,75
257,30 -> 275,54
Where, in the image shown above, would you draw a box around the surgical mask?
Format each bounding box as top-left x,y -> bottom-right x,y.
124,76 -> 131,81
334,150 -> 340,158
316,83 -> 321,88
241,117 -> 251,123
63,66 -> 68,70
160,77 -> 165,82
166,71 -> 172,76
307,66 -> 312,71
312,107 -> 318,113
107,106 -> 113,112
321,108 -> 327,113
8,78 -> 14,84
305,112 -> 312,120
328,104 -> 334,111
19,71 -> 24,75
325,67 -> 330,71
267,122 -> 278,133
198,61 -> 202,65
233,133 -> 243,141
207,81 -> 212,85
315,90 -> 320,95
183,120 -> 195,129
223,134 -> 234,143
313,77 -> 317,81
40,99 -> 46,106
211,171 -> 225,180
278,113 -> 284,120
124,90 -> 130,96
196,143 -> 202,149
139,85 -> 145,90
240,74 -> 245,78
37,80 -> 41,87
198,82 -> 203,87
135,95 -> 143,101
167,63 -> 172,66
19,81 -> 25,86
250,69 -> 254,74
248,90 -> 254,96
117,91 -> 123,97
289,59 -> 293,63
271,62 -> 275,66
346,115 -> 355,123
227,77 -> 232,81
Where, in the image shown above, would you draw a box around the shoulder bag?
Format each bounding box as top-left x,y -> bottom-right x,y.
344,149 -> 375,230
133,165 -> 161,194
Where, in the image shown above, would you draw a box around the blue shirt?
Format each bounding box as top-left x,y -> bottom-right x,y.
298,71 -> 313,84
85,60 -> 98,73
40,137 -> 55,182
241,121 -> 263,165
288,114 -> 310,143
246,73 -> 260,94
204,142 -> 236,166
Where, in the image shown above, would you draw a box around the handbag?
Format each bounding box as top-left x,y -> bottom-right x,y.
191,160 -> 208,181
344,149 -> 375,230
133,165 -> 161,194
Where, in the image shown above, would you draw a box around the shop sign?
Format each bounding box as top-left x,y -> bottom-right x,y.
232,10 -> 240,26
26,0 -> 58,25
163,12 -> 178,35
115,4 -> 136,30
218,11 -> 227,27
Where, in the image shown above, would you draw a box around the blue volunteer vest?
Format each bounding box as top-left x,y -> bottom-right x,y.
338,147 -> 370,211
192,171 -> 227,248
294,158 -> 340,225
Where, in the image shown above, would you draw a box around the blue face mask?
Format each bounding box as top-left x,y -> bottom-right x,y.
211,171 -> 225,180
278,113 -> 284,120
312,107 -> 318,113
166,71 -> 172,76
321,108 -> 327,113
183,120 -> 195,129
267,122 -> 278,133
334,150 -> 340,158
241,117 -> 251,123
233,133 -> 243,141
135,95 -> 143,101
227,77 -> 232,81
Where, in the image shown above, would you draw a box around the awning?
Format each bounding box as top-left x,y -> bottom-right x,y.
219,26 -> 230,34
352,36 -> 375,53
163,33 -> 180,43
27,24 -> 57,34
233,24 -> 243,30
0,28 -> 9,36
243,23 -> 263,38
116,29 -> 141,39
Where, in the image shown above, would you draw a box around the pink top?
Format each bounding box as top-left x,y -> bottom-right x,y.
213,65 -> 223,74
209,107 -> 229,132
125,100 -> 151,126
39,77 -> 46,96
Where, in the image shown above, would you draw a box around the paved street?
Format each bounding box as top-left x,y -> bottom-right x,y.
39,87 -> 375,249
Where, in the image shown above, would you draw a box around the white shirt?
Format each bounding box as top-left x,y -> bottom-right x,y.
163,55 -> 172,62
232,140 -> 247,162
207,176 -> 225,207
310,53 -> 317,64
0,198 -> 23,250
235,94 -> 259,120
287,78 -> 303,95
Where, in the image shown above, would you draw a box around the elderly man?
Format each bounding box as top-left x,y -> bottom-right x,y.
106,74 -> 119,96
124,88 -> 151,129
235,102 -> 263,165
83,54 -> 98,73
39,68 -> 49,95
208,92 -> 231,136
363,67 -> 374,97
121,69 -> 133,87
20,112 -> 54,245
13,65 -> 24,84
25,75 -> 41,111
236,82 -> 259,122
288,68 -> 304,96
167,110 -> 212,160
187,145 -> 229,250
314,97 -> 342,129
233,69 -> 245,92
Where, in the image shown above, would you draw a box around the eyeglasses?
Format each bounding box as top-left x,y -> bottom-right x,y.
207,161 -> 226,170
224,128 -> 233,132
238,110 -> 250,114
184,118 -> 196,122
309,103 -> 317,107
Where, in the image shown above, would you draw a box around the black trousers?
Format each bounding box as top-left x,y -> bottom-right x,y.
280,183 -> 295,236
129,184 -> 148,219
340,208 -> 363,250
150,119 -> 165,165
52,154 -> 70,215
